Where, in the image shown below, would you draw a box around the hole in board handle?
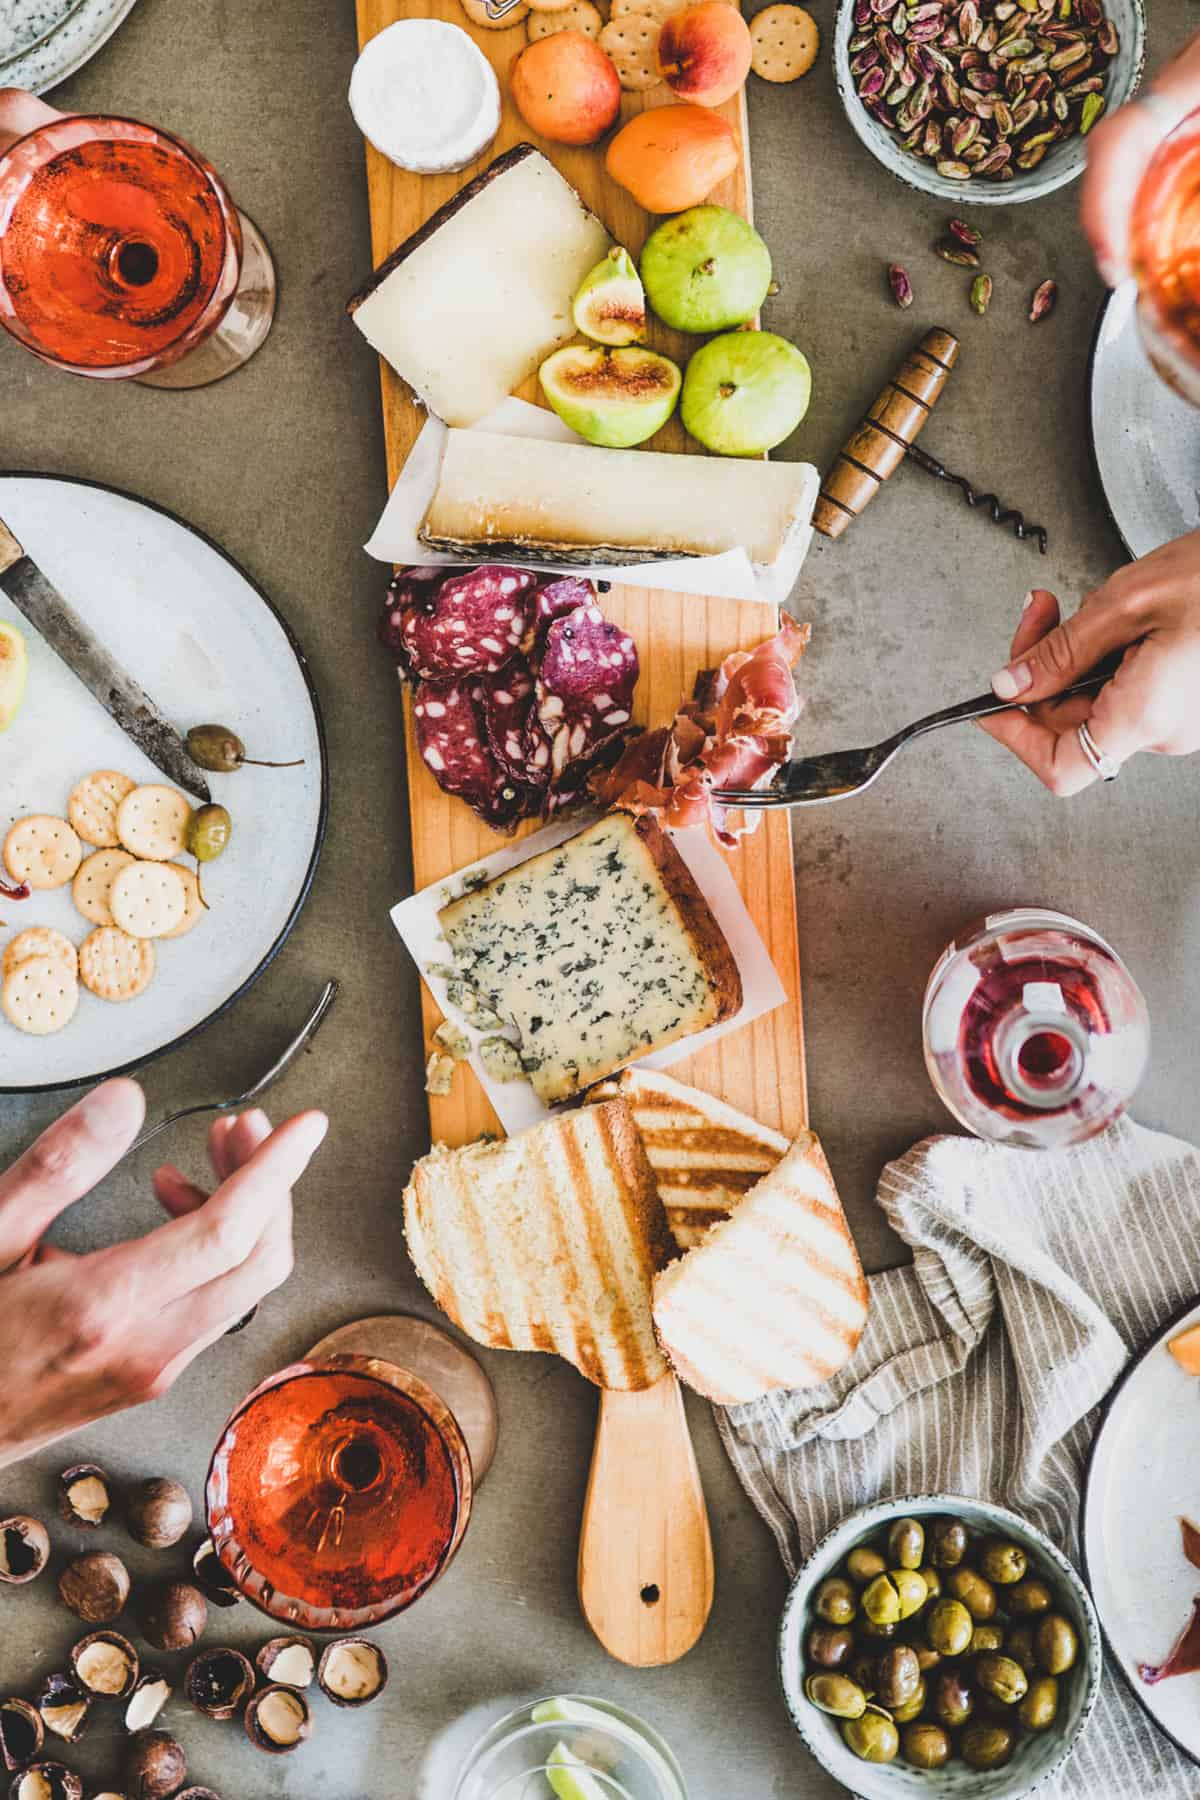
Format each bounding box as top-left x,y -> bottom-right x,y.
640,1584 -> 660,1606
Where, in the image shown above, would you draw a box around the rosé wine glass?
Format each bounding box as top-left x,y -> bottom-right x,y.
0,90 -> 276,387
1130,107 -> 1200,405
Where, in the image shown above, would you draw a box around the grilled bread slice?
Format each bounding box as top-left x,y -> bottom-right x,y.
652,1132 -> 868,1404
589,1067 -> 790,1250
403,1099 -> 674,1391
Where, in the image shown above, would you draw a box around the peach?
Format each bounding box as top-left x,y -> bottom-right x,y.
605,103 -> 740,213
657,2 -> 753,107
510,32 -> 622,145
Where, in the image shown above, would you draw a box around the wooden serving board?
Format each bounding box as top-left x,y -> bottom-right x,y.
355,0 -> 809,1148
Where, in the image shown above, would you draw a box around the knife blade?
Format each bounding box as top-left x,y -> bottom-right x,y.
0,517 -> 212,803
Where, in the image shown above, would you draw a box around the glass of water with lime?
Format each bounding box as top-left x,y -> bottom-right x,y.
453,1696 -> 687,1800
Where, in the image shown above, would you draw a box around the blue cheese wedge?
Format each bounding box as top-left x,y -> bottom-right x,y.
438,813 -> 742,1106
348,20 -> 500,174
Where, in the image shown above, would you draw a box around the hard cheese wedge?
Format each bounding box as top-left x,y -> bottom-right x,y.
347,144 -> 610,428
420,428 -> 818,565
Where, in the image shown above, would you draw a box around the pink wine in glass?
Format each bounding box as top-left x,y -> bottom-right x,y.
0,107 -> 275,386
1130,107 -> 1200,406
923,908 -> 1149,1149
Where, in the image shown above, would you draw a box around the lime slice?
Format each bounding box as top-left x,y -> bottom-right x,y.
546,1740 -> 611,1800
533,1700 -> 618,1730
532,1701 -> 684,1800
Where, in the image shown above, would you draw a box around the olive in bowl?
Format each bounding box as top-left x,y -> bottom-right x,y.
779,1495 -> 1102,1798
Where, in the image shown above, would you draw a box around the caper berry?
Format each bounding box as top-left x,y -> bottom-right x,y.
948,1566 -> 997,1621
874,1645 -> 921,1710
931,1517 -> 968,1568
807,1625 -> 855,1670
917,1565 -> 941,1602
887,1516 -> 925,1572
1036,1612 -> 1079,1675
890,1678 -> 927,1725
862,1574 -> 902,1627
980,1539 -> 1027,1585
842,1710 -> 899,1765
900,1720 -> 951,1770
1018,1674 -> 1059,1732
961,1721 -> 1015,1771
891,1568 -> 929,1620
932,1666 -> 975,1728
846,1545 -> 887,1585
1008,1576 -> 1054,1616
186,802 -> 232,863
926,1596 -> 974,1657
804,1673 -> 866,1719
186,724 -> 303,774
975,1652 -> 1029,1706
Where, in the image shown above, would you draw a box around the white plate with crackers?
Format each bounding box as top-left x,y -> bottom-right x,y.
0,474 -> 327,1091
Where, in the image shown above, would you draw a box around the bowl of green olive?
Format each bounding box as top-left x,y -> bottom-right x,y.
779,1495 -> 1101,1797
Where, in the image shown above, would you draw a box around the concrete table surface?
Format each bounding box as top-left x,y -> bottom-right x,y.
1,2 -> 1198,1794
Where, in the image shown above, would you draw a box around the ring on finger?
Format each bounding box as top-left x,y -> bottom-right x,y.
1077,720 -> 1123,781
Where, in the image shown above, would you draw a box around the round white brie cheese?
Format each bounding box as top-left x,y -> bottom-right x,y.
349,19 -> 501,175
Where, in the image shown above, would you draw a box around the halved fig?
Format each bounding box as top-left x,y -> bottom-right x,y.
539,345 -> 681,448
572,247 -> 647,347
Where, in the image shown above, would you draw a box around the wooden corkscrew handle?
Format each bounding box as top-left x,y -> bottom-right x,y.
813,327 -> 960,540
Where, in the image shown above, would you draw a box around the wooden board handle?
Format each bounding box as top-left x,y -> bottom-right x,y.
578,1372 -> 714,1667
813,327 -> 960,541
0,519 -> 24,577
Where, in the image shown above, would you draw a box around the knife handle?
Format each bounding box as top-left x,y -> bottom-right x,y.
0,519 -> 25,578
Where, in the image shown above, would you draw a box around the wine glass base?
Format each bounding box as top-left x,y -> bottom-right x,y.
305,1315 -> 498,1484
135,209 -> 277,389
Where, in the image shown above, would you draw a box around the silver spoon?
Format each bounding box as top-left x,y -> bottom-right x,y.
130,979 -> 339,1156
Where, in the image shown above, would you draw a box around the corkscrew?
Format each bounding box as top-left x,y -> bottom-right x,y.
813,327 -> 1049,555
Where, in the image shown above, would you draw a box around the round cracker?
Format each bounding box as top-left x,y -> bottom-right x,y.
72,847 -> 136,927
3,927 -> 78,982
529,0 -> 602,36
4,815 -> 83,891
116,785 -> 191,861
159,864 -> 206,939
67,770 -> 136,849
526,0 -> 575,14
110,861 -> 186,940
459,0 -> 530,26
609,0 -> 675,19
749,2 -> 818,80
2,955 -> 79,1036
79,927 -> 155,1003
600,13 -> 663,87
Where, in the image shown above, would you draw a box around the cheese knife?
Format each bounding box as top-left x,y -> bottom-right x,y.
0,517 -> 212,803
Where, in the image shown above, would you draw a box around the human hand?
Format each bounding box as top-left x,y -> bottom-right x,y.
0,90 -> 61,158
0,1079 -> 327,1469
977,533 -> 1200,794
1080,33 -> 1200,287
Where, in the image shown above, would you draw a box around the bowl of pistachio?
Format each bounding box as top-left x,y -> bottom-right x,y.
779,1494 -> 1102,1796
833,0 -> 1146,207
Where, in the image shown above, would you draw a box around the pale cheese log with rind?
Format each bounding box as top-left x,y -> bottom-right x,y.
349,20 -> 501,175
420,429 -> 818,565
652,1131 -> 869,1403
347,145 -> 610,428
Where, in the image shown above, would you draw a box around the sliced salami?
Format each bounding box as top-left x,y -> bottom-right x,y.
481,658 -> 551,792
532,575 -> 596,639
537,604 -> 639,776
413,679 -> 528,830
400,566 -> 538,680
378,568 -> 443,667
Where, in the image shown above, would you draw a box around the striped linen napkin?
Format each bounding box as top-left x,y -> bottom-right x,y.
717,1116 -> 1200,1795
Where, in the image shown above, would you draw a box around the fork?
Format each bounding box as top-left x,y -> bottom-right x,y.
129,979 -> 339,1156
715,657 -> 1122,810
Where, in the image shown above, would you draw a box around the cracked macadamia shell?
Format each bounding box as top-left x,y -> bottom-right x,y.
183,1650 -> 254,1720
123,1676 -> 171,1735
256,1638 -> 315,1689
71,1633 -> 139,1699
0,1518 -> 49,1585
318,1638 -> 388,1706
57,1468 -> 111,1530
0,1701 -> 43,1773
244,1686 -> 311,1753
10,1763 -> 83,1800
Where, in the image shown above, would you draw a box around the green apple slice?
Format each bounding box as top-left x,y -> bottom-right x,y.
573,247 -> 647,347
0,622 -> 28,733
540,345 -> 681,448
546,1740 -> 611,1800
681,329 -> 811,456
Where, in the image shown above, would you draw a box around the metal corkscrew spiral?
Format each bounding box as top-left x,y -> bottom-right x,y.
905,443 -> 1049,555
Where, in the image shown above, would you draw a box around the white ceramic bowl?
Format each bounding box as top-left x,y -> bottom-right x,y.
833,0 -> 1146,207
779,1494 -> 1102,1798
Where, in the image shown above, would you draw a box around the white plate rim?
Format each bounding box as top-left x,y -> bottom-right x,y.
1086,286 -> 1137,563
0,468 -> 329,1095
0,0 -> 139,95
1079,1290 -> 1200,1770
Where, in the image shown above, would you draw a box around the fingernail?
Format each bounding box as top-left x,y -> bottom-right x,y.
992,662 -> 1032,700
1021,590 -> 1035,613
244,1108 -> 270,1134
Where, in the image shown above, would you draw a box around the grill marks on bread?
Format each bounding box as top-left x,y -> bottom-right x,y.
403,1100 -> 673,1390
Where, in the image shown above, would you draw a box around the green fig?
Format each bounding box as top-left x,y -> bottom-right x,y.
573,246 -> 647,347
539,344 -> 681,448
640,205 -> 772,334
681,329 -> 811,456
0,622 -> 28,733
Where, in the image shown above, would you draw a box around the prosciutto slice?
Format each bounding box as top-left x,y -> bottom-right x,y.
591,615 -> 810,845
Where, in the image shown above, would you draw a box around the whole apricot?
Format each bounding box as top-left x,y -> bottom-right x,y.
605,103 -> 740,213
658,2 -> 753,107
511,33 -> 622,145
